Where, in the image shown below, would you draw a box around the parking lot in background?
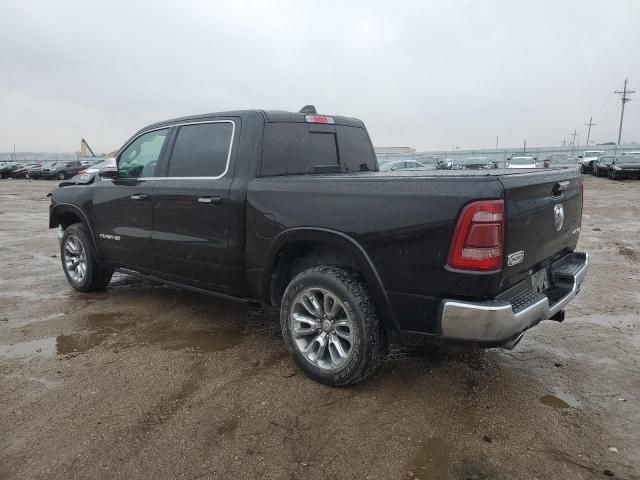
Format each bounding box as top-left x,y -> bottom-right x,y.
1,176 -> 639,479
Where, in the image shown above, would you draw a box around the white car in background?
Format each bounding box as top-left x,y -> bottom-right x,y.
507,156 -> 537,169
579,150 -> 605,174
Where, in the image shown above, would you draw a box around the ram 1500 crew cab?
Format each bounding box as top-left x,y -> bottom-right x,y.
49,108 -> 588,386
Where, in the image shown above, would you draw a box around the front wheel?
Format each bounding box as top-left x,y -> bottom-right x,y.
60,223 -> 113,292
280,266 -> 387,386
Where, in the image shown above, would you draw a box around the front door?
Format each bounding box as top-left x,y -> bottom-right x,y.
92,128 -> 171,270
151,120 -> 238,291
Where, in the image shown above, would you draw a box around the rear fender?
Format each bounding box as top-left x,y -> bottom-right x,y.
263,227 -> 398,330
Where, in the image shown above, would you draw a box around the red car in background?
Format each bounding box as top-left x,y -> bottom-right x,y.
10,163 -> 42,179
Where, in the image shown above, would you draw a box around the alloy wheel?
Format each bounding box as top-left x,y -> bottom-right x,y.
63,234 -> 87,283
289,287 -> 354,372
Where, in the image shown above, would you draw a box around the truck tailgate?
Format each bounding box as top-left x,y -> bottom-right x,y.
499,169 -> 582,289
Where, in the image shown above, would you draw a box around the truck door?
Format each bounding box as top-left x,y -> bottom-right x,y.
92,128 -> 171,270
151,120 -> 240,292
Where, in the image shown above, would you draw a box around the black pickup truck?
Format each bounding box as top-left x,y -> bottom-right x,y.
49,108 -> 588,386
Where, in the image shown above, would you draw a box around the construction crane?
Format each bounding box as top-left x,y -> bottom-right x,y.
81,138 -> 96,157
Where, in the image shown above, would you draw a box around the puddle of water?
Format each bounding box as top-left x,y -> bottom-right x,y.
0,311 -> 244,359
409,437 -> 451,479
540,394 -> 570,409
0,337 -> 56,358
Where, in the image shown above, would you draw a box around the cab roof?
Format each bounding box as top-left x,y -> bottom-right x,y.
139,109 -> 365,133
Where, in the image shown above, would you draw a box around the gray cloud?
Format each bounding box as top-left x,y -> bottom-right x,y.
1,0 -> 639,153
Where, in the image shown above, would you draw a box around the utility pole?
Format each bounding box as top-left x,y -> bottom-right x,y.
585,116 -> 596,145
523,140 -> 526,152
569,129 -> 579,150
495,136 -> 499,150
615,78 -> 635,145
562,138 -> 566,147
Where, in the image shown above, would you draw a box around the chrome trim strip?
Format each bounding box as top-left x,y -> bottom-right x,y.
440,252 -> 588,342
113,120 -> 236,181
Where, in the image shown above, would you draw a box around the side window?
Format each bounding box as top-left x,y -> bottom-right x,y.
167,122 -> 233,177
118,128 -> 169,179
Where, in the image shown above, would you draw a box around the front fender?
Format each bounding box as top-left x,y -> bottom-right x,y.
49,203 -> 100,255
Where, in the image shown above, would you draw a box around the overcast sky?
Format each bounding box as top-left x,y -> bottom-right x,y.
1,0 -> 639,153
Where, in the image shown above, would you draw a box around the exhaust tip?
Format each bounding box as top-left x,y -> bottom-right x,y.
501,333 -> 525,350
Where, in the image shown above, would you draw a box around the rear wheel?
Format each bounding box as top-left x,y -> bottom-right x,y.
280,266 -> 387,386
60,223 -> 113,292
58,173 -> 65,180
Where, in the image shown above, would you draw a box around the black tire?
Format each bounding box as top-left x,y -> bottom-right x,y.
280,266 -> 387,386
60,223 -> 113,292
58,173 -> 65,180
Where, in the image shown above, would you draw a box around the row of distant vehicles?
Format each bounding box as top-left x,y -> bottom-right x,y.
378,153 -> 578,172
4,152 -> 638,180
580,150 -> 640,180
0,159 -> 105,180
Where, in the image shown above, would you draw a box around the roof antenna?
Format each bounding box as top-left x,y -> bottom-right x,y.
299,105 -> 317,114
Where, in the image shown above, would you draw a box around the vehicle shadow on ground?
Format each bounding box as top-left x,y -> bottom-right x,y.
77,273 -> 501,388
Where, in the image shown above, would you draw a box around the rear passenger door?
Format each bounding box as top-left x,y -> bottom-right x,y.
151,120 -> 239,291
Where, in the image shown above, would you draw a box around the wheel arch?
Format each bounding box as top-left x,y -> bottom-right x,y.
263,227 -> 398,330
49,203 -> 100,254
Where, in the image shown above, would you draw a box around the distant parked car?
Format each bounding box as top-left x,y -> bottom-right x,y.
28,162 -> 56,179
592,155 -> 615,177
9,163 -> 42,179
544,154 -> 579,169
609,155 -> 640,180
621,151 -> 640,156
41,161 -> 84,180
379,160 -> 428,171
578,150 -> 605,174
507,156 -> 537,169
436,158 -> 462,170
0,162 -> 24,178
462,157 -> 498,169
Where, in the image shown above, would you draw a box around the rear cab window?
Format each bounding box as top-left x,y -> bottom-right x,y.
260,123 -> 376,176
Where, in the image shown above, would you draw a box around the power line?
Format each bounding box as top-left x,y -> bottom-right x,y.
614,78 -> 635,145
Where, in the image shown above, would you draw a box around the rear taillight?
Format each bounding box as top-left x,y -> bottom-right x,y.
79,169 -> 87,174
447,199 -> 504,271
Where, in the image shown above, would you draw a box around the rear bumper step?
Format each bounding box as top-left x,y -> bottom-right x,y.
439,252 -> 588,345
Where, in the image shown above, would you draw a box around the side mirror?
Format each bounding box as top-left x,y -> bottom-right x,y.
99,166 -> 118,179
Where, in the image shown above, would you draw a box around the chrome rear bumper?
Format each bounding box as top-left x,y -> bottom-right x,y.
440,252 -> 588,344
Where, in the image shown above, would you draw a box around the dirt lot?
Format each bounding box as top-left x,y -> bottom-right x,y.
1,176 -> 639,480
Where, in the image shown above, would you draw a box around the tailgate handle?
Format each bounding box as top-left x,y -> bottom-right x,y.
198,196 -> 222,205
552,181 -> 569,198
130,194 -> 149,201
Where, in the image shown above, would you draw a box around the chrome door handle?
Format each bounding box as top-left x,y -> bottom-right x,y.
130,194 -> 149,201
198,196 -> 222,204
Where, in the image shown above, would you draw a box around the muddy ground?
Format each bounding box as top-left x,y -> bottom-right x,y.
1,176 -> 639,480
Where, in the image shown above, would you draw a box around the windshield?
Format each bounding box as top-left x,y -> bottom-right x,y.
584,151 -> 604,157
463,158 -> 488,165
620,156 -> 640,164
511,157 -> 535,165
